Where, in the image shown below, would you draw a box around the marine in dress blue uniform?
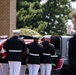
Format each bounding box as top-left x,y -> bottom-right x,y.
2,30 -> 27,75
27,35 -> 44,75
40,36 -> 55,75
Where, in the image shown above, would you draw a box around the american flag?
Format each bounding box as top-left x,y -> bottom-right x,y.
0,39 -> 7,59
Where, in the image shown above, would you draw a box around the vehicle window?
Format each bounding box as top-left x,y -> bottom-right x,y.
51,36 -> 61,56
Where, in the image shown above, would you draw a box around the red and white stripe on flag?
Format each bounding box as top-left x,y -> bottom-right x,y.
24,39 -> 34,44
0,39 -> 7,59
24,39 -> 42,44
1,47 -> 7,59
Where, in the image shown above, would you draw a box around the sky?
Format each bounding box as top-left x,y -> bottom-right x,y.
70,1 -> 76,9
40,0 -> 48,4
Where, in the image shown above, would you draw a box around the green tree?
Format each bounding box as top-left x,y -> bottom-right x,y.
17,1 -> 44,29
17,0 -> 72,35
41,0 -> 72,35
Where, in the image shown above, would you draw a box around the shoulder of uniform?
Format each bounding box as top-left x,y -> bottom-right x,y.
49,43 -> 54,46
18,38 -> 25,43
41,41 -> 45,44
38,43 -> 43,48
39,43 -> 43,46
6,38 -> 10,41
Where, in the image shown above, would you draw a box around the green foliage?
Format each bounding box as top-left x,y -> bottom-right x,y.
40,0 -> 72,35
17,0 -> 72,35
17,1 -> 43,29
20,28 -> 42,38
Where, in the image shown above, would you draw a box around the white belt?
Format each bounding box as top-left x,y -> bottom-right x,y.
9,50 -> 22,52
43,53 -> 51,56
29,53 -> 39,56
